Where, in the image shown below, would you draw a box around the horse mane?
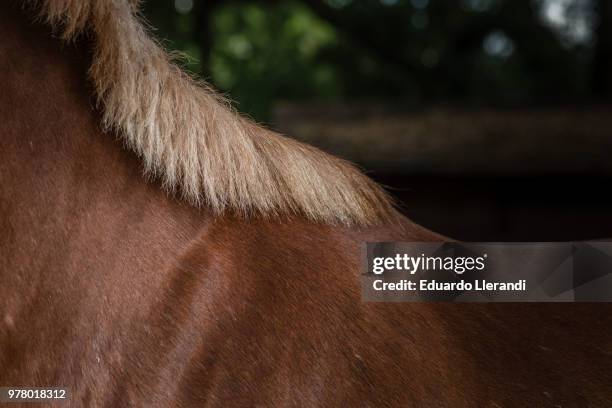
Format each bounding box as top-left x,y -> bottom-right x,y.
28,0 -> 396,225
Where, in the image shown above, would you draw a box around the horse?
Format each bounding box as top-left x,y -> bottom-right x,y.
1,0 -> 611,406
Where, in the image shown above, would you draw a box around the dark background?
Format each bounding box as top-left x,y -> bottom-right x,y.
141,0 -> 612,240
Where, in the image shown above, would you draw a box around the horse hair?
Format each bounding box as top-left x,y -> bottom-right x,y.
26,0 -> 396,225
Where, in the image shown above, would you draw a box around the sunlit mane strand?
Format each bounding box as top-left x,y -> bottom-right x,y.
27,0 -> 396,225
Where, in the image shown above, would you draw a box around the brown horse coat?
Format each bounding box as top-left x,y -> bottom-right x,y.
1,1 -> 611,406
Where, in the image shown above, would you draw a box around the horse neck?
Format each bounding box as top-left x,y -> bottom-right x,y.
0,2 -> 206,280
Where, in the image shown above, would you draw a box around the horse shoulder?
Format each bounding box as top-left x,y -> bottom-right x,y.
155,216 -> 472,406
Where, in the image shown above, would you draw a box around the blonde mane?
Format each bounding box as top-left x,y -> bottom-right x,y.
29,0 -> 395,225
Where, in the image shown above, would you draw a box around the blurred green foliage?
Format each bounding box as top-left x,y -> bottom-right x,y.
140,0 -> 605,122
209,2 -> 340,120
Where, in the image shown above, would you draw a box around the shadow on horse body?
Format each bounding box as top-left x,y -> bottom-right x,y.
0,1 -> 611,406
